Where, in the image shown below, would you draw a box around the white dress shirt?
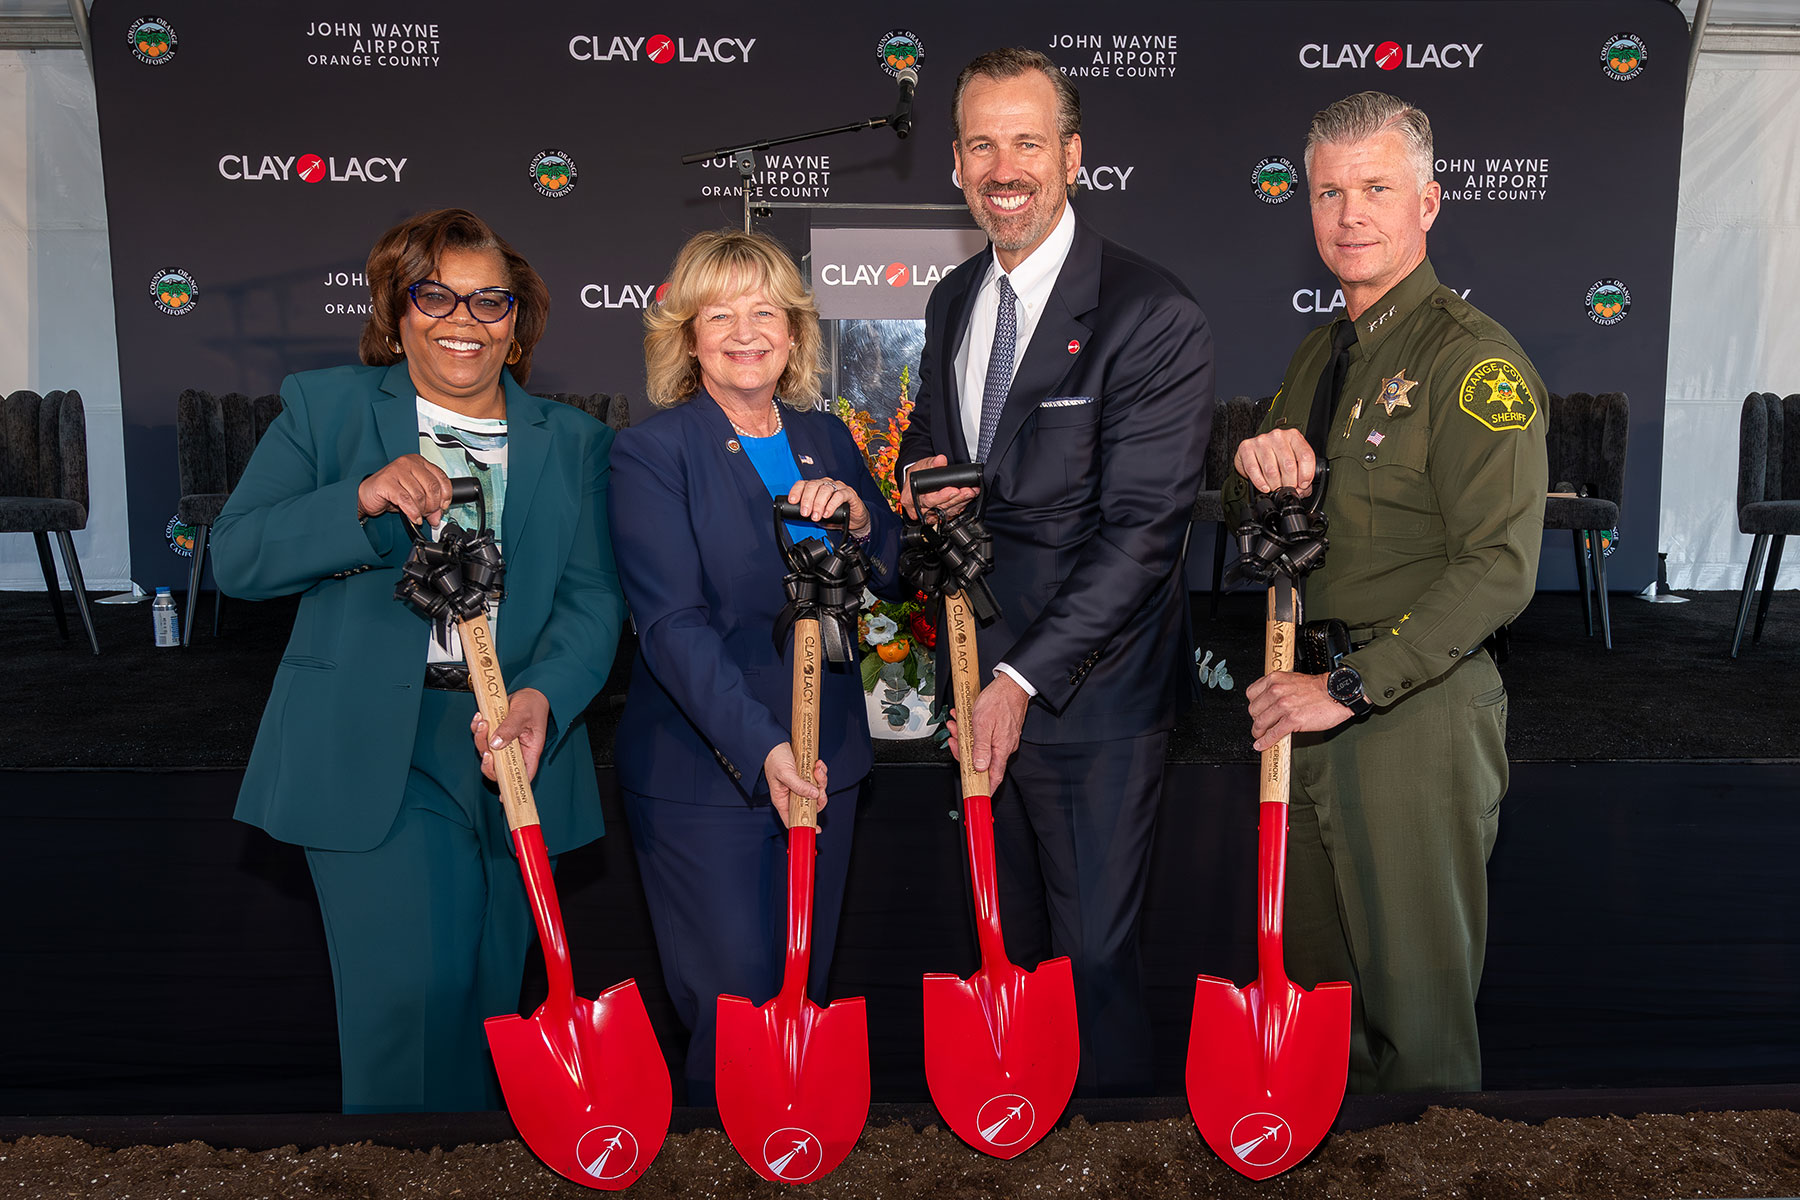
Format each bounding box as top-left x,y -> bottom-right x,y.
954,202 -> 1078,456
946,202 -> 1078,699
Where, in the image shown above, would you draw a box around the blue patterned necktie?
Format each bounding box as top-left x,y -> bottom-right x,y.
976,274 -> 1017,461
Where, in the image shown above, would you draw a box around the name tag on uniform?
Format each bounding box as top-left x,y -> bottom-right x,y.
1039,396 -> 1093,409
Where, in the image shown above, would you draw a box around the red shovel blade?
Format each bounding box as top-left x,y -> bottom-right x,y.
486,980 -> 672,1190
485,826 -> 673,1191
923,955 -> 1078,1158
716,825 -> 870,1184
1186,974 -> 1351,1180
924,792 -> 1078,1158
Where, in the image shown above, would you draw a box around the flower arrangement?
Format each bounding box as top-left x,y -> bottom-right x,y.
834,364 -> 914,514
836,365 -> 938,731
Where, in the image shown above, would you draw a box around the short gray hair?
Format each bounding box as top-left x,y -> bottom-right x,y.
1304,91 -> 1434,189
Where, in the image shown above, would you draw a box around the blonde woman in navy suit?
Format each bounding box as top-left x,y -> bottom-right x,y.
214,209 -> 625,1112
608,230 -> 902,1105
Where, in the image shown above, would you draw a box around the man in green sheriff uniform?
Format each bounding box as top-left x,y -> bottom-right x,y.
1229,91 -> 1548,1093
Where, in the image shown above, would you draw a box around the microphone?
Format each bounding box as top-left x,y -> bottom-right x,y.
892,64 -> 919,139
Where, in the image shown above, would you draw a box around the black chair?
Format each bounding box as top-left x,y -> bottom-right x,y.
1731,392 -> 1800,657
0,389 -> 98,654
1191,395 -> 1272,616
538,392 -> 632,432
175,389 -> 284,645
1543,392 -> 1629,649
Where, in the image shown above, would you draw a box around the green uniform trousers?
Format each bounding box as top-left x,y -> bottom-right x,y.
304,688 -> 534,1113
1284,649 -> 1508,1093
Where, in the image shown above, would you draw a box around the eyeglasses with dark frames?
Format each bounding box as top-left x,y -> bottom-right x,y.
407,280 -> 517,324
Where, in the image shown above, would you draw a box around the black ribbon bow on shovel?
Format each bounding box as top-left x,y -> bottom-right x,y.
900,461 -> 998,621
393,478 -> 506,621
771,500 -> 872,664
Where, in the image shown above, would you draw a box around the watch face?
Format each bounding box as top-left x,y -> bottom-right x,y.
1329,668 -> 1362,704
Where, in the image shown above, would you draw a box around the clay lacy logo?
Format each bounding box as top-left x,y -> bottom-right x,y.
567,33 -> 757,63
761,1128 -> 823,1181
1253,157 -> 1297,205
574,1125 -> 640,1183
975,1094 -> 1036,1148
1458,358 -> 1539,432
1229,1113 -> 1293,1167
151,268 -> 197,315
877,30 -> 923,77
530,150 -> 577,197
1586,279 -> 1631,325
1601,34 -> 1647,81
129,16 -> 176,64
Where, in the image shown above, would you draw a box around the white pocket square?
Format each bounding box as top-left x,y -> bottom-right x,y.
1039,396 -> 1093,409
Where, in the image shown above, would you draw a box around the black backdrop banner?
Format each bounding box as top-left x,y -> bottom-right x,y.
93,1 -> 1686,590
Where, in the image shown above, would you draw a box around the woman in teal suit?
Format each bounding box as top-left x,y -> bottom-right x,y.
213,208 -> 625,1113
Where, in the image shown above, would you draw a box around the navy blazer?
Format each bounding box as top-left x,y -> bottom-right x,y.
898,213 -> 1215,743
213,361 -> 626,853
608,394 -> 903,806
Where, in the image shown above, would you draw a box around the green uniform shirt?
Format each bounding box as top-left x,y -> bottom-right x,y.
1231,258 -> 1549,707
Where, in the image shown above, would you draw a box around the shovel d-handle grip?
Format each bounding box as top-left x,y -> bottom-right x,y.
944,589 -> 990,799
774,500 -> 851,525
789,617 -> 823,830
911,462 -> 982,495
457,612 -> 541,834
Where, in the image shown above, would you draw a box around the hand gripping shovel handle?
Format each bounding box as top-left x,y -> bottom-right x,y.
458,612 -> 576,1019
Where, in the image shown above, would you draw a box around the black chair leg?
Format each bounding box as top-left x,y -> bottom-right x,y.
1209,521 -> 1228,618
1571,530 -> 1593,637
33,531 -> 69,639
1732,534 -> 1770,658
53,530 -> 100,655
1590,531 -> 1613,650
182,524 -> 209,647
1753,534 -> 1785,645
214,587 -> 225,638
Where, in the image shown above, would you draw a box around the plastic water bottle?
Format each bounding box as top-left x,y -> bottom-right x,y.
153,587 -> 179,647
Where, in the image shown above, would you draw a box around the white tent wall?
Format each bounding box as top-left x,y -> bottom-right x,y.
0,46 -> 130,592
1663,33 -> 1800,590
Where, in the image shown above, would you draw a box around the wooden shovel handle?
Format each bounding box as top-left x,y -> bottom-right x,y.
789,616 -> 822,830
457,612 -> 540,833
943,589 -> 989,799
1261,582 -> 1299,808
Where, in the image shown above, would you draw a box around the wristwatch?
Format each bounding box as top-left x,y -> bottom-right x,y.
1326,665 -> 1373,717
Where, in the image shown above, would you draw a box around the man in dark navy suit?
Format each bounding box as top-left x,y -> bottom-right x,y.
898,47 -> 1214,1095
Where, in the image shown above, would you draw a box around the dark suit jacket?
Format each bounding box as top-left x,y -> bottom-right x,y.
898,213 -> 1214,743
608,394 -> 903,806
213,360 -> 625,853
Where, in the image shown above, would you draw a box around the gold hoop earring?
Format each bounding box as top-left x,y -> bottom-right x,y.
505,338 -> 522,365
386,336 -> 404,356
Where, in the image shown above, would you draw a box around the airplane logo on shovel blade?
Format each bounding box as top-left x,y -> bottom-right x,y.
975,1095 -> 1036,1148
762,1129 -> 823,1180
575,1126 -> 640,1183
1229,1113 -> 1293,1167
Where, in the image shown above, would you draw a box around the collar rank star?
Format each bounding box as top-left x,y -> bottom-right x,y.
1377,371 -> 1418,416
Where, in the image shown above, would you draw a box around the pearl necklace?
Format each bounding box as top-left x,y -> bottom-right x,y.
726,401 -> 783,439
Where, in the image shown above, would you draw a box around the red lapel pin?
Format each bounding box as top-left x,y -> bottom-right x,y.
1067,339 -> 1081,355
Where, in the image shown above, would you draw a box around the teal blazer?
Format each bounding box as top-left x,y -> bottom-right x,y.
213,360 -> 625,853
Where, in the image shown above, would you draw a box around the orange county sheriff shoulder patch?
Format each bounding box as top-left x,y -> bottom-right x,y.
1458,358 -> 1538,432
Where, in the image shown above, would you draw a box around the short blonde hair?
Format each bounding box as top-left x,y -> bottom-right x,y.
643,230 -> 824,409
